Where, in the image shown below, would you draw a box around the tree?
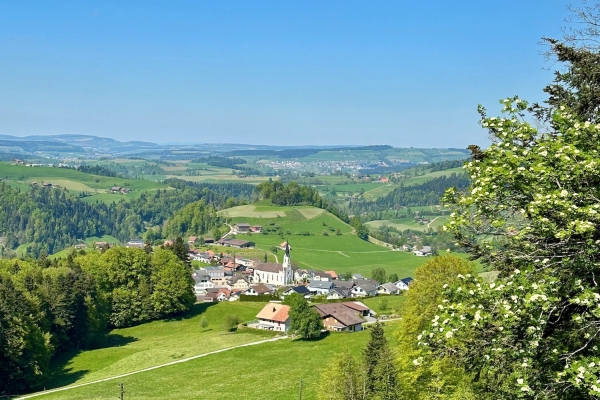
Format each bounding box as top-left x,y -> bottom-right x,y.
317,351 -> 367,400
379,298 -> 388,312
344,271 -> 353,281
222,314 -> 241,331
263,253 -> 268,263
200,316 -> 208,330
165,236 -> 190,267
424,97 -> 600,398
285,293 -> 323,339
394,255 -> 475,399
336,228 -> 342,236
388,273 -> 398,283
371,267 -> 386,284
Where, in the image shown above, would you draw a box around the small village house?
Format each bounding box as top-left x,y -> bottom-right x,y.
395,277 -> 414,291
377,282 -> 400,295
255,303 -> 290,332
413,246 -> 432,256
232,223 -> 250,233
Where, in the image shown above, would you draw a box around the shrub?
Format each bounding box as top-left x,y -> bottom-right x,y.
222,314 -> 242,331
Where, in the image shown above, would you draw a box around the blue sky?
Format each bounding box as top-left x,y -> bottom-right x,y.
0,1 -> 571,147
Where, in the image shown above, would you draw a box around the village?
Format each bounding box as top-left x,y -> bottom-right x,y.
183,228 -> 414,334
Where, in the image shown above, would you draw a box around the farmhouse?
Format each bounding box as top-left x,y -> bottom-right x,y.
216,238 -> 255,248
188,236 -> 199,245
313,302 -> 366,332
232,223 -> 250,233
255,303 -> 290,332
250,225 -> 263,233
413,246 -> 432,256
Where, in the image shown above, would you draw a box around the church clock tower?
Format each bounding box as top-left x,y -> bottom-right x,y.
283,241 -> 293,285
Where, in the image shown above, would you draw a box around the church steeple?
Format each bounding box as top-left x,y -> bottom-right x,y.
283,240 -> 293,285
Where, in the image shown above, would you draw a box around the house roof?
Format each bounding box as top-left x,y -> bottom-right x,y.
313,303 -> 365,327
324,270 -> 338,279
256,303 -> 290,323
251,225 -> 263,229
379,282 -> 399,292
249,283 -> 272,295
342,301 -> 371,312
254,262 -> 283,273
308,280 -> 334,290
188,236 -> 198,242
234,223 -> 250,228
352,273 -> 365,279
355,282 -> 378,292
334,280 -> 356,289
329,287 -> 350,297
287,285 -> 310,295
314,271 -> 332,279
400,277 -> 414,285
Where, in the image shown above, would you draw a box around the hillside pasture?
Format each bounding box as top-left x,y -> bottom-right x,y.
43,302 -> 270,390
221,203 -> 433,277
32,321 -> 399,400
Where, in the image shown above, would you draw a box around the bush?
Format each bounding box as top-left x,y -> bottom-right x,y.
322,230 -> 329,236
222,314 -> 242,331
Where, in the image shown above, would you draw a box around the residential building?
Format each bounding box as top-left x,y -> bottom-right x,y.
326,287 -> 350,300
250,225 -> 263,233
324,270 -> 338,280
413,246 -> 432,256
308,280 -> 335,295
202,267 -> 228,285
245,283 -> 273,296
282,285 -> 311,298
229,275 -> 250,289
232,223 -> 250,233
255,303 -> 290,332
378,282 -> 400,295
192,270 -> 214,295
312,271 -> 332,282
351,281 -> 378,297
313,303 -> 366,332
395,277 -> 414,291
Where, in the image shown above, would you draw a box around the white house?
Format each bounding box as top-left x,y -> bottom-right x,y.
395,277 -> 414,291
326,287 -> 350,300
308,280 -> 335,295
192,270 -> 214,295
413,246 -> 432,256
351,282 -> 378,297
255,303 -> 290,333
312,271 -> 332,281
378,282 -> 400,295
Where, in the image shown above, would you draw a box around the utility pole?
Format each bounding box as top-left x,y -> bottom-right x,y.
299,378 -> 302,400
118,383 -> 125,400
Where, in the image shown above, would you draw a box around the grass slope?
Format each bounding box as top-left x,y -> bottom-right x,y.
220,203 -> 433,277
0,162 -> 166,203
33,321 -> 400,400
43,302 -> 269,390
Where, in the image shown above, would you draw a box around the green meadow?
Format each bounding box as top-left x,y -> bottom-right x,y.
30,312 -> 400,400
0,162 -> 167,203
42,302 -> 271,390
219,203 -> 432,277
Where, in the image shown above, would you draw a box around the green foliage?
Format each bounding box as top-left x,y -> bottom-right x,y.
285,293 -> 323,339
394,255 -> 475,399
200,316 -> 208,330
371,267 -> 386,284
425,97 -> 600,397
165,236 -> 191,266
318,351 -> 368,400
162,200 -> 221,238
379,298 -> 388,312
222,314 -> 242,331
388,273 -> 399,283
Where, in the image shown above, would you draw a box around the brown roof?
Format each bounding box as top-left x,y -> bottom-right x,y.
313,303 -> 365,327
254,262 -> 283,273
249,283 -> 272,295
341,301 -> 370,312
256,303 -> 290,323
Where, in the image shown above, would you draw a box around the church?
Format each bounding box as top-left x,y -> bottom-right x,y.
252,242 -> 294,286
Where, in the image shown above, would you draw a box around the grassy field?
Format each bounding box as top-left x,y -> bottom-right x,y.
365,216 -> 450,232
42,302 -> 271,390
0,162 -> 167,203
31,317 -> 400,400
219,203 -> 434,278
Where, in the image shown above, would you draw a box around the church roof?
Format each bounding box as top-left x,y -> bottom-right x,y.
254,262 -> 283,273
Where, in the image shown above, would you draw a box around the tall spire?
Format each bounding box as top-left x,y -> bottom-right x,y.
283,239 -> 292,285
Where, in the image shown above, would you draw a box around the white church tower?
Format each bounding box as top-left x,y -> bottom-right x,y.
283,241 -> 294,285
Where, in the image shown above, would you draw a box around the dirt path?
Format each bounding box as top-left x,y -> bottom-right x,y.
427,216 -> 443,228
17,336 -> 289,399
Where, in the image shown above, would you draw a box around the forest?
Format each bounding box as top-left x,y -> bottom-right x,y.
0,179 -> 254,257
0,246 -> 194,394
